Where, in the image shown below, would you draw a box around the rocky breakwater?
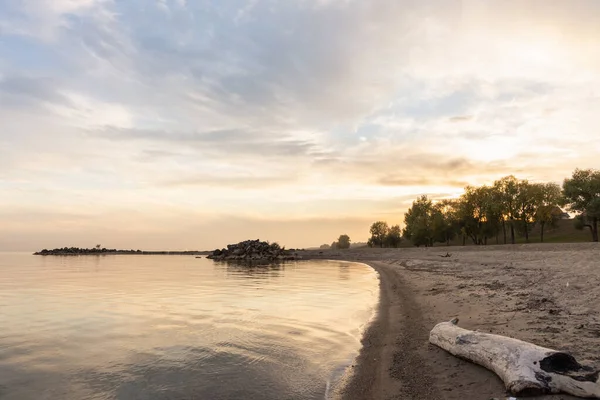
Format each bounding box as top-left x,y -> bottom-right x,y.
206,240 -> 302,262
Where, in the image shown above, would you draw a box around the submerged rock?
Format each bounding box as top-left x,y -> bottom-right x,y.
206,239 -> 301,262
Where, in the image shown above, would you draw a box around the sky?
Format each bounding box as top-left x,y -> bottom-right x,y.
1,0 -> 600,251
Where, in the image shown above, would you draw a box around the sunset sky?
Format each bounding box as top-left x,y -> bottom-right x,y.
1,0 -> 600,250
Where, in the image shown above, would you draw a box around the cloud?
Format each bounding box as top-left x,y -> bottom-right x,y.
1,0 -> 600,249
0,75 -> 67,105
94,126 -> 326,159
0,0 -> 113,41
449,115 -> 473,123
160,175 -> 292,189
378,176 -> 470,189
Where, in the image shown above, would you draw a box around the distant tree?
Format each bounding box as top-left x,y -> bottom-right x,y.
331,241 -> 338,249
494,176 -> 520,244
534,182 -> 563,242
514,180 -> 542,243
368,221 -> 389,248
397,173 -> 590,246
337,234 -> 351,249
483,185 -> 506,244
432,199 -> 459,246
384,225 -> 402,248
455,186 -> 497,245
563,168 -> 600,242
403,195 -> 435,247
319,244 -> 330,249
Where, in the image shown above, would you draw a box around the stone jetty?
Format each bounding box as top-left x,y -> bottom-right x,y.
34,247 -> 205,256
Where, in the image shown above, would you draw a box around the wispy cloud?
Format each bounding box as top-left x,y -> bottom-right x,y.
1,0 -> 600,249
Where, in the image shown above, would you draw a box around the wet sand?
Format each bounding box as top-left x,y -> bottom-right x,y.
305,243 -> 600,400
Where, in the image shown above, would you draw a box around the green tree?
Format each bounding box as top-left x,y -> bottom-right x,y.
368,221 -> 389,248
534,182 -> 563,243
337,234 -> 351,249
461,187 -> 481,245
384,225 -> 402,248
432,200 -> 459,245
563,168 -> 600,242
514,180 -> 542,243
494,176 -> 520,244
455,185 -> 499,245
403,195 -> 435,247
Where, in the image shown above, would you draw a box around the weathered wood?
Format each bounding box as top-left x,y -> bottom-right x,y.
430,319 -> 600,398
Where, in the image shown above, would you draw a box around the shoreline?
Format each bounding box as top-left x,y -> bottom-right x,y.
334,261 -> 442,399
305,243 -> 599,400
334,260 -> 513,400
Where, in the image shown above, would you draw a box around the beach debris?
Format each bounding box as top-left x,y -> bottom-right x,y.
439,252 -> 452,258
206,239 -> 302,263
430,319 -> 600,398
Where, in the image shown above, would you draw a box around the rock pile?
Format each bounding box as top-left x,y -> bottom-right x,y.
206,240 -> 301,262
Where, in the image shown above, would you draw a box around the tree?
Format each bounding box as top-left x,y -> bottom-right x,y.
331,241 -> 338,249
454,185 -> 500,245
337,234 -> 351,249
384,225 -> 402,248
483,186 -> 505,244
494,176 -> 520,244
534,183 -> 563,243
319,244 -> 330,249
368,221 -> 389,248
514,180 -> 542,243
432,200 -> 459,246
403,195 -> 435,247
563,168 -> 600,242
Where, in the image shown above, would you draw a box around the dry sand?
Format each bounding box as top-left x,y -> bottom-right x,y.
305,243 -> 600,400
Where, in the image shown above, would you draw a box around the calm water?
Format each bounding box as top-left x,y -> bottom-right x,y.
0,253 -> 378,400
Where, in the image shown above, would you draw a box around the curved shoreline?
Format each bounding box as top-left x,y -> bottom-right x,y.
335,261 -> 446,399
333,260 -> 502,400
306,244 -> 598,399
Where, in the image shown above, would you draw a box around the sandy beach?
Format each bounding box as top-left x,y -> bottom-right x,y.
304,243 -> 600,400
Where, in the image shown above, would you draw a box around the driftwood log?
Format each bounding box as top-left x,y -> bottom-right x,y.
430,319 -> 600,398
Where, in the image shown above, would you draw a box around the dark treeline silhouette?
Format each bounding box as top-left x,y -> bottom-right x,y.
564,169 -> 600,242
367,168 -> 600,247
367,221 -> 402,248
330,234 -> 351,249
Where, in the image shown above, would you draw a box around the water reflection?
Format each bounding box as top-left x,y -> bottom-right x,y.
223,261 -> 287,279
0,254 -> 378,400
338,264 -> 350,281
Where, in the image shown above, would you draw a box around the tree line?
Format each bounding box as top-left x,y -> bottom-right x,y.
323,234 -> 351,249
367,168 -> 600,247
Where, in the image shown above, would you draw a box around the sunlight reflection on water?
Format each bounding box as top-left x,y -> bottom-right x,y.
0,253 -> 378,400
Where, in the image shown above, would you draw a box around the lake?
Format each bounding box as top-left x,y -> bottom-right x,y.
0,253 -> 378,399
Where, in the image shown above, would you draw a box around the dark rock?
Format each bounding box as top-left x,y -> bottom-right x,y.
206,239 -> 301,263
